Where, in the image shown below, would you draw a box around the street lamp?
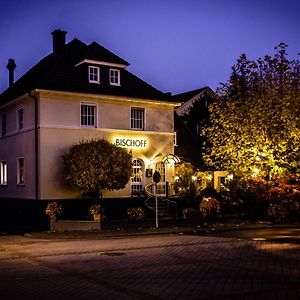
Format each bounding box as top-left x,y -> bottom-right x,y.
153,170 -> 161,228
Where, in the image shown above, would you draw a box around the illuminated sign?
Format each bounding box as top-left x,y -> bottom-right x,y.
114,138 -> 148,148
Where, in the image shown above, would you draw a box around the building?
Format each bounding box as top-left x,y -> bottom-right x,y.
0,30 -> 181,205
173,87 -> 228,191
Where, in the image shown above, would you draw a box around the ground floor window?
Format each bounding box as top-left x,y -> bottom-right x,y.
0,161 -> 7,185
17,158 -> 25,185
131,158 -> 144,194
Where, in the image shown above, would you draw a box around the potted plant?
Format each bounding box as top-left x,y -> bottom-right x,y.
89,203 -> 103,221
45,201 -> 63,221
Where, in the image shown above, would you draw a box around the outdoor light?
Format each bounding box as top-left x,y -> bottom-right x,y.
174,175 -> 180,181
206,174 -> 213,181
227,174 -> 233,180
253,168 -> 260,174
162,154 -> 180,165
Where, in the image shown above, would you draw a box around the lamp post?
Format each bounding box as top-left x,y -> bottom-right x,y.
152,171 -> 161,228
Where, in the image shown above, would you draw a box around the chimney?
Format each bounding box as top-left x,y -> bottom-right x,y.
6,58 -> 16,87
51,29 -> 67,54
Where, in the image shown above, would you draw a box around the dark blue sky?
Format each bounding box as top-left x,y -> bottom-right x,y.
0,0 -> 299,94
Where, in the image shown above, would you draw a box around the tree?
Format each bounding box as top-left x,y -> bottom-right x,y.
202,43 -> 300,179
63,139 -> 132,197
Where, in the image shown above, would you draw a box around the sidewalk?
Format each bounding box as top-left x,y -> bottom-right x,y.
25,220 -> 300,241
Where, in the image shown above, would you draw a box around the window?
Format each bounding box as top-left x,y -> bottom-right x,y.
17,107 -> 24,131
0,161 -> 7,185
1,114 -> 6,137
131,107 -> 145,130
131,159 -> 144,194
109,69 -> 120,86
88,66 -> 100,83
81,104 -> 97,127
17,158 -> 25,185
174,131 -> 178,146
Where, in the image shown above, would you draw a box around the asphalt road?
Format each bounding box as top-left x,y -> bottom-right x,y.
0,233 -> 300,299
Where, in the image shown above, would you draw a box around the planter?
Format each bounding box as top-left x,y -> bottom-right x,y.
93,214 -> 102,222
49,215 -> 57,222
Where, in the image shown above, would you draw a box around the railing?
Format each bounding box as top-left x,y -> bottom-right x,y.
144,183 -> 178,218
145,182 -> 178,198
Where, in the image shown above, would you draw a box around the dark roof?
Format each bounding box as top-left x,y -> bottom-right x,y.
172,87 -> 209,102
81,42 -> 129,66
0,38 -> 172,105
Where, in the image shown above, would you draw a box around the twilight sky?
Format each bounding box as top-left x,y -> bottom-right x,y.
0,0 -> 299,94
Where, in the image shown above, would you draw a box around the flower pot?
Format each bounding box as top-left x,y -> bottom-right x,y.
93,214 -> 101,222
50,215 -> 57,222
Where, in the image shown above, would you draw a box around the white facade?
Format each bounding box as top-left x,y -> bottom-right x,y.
0,89 -> 179,200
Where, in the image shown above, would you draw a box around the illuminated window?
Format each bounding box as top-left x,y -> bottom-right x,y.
88,66 -> 100,83
131,159 -> 144,194
17,158 -> 25,185
131,107 -> 144,130
0,161 -> 7,185
1,114 -> 6,137
109,69 -> 120,86
17,107 -> 24,131
81,104 -> 97,127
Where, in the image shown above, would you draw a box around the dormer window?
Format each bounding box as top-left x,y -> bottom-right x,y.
109,69 -> 120,86
89,66 -> 100,84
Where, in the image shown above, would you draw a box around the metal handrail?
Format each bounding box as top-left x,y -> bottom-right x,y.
144,183 -> 178,218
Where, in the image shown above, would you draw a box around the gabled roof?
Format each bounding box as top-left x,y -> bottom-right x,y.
174,86 -> 215,116
172,87 -> 209,102
80,42 -> 129,66
0,37 -> 172,105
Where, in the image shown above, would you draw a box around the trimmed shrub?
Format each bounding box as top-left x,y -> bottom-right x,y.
199,197 -> 221,219
127,207 -> 146,221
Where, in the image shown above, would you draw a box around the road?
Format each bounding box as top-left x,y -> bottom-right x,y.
0,233 -> 300,299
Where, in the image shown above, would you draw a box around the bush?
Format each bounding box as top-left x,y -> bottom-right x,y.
199,197 -> 221,219
182,208 -> 198,219
127,207 -> 146,221
267,203 -> 289,222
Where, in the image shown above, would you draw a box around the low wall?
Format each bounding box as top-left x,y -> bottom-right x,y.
51,220 -> 101,232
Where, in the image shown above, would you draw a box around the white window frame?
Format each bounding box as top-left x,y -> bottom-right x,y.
130,107 -> 145,131
1,113 -> 7,137
17,106 -> 24,131
88,66 -> 100,84
131,158 -> 144,194
174,131 -> 178,146
109,68 -> 120,86
0,160 -> 7,186
80,103 -> 97,128
17,157 -> 25,185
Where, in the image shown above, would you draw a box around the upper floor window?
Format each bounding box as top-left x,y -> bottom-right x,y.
0,161 -> 7,185
131,107 -> 145,130
109,69 -> 120,86
88,66 -> 100,84
1,114 -> 6,137
81,104 -> 97,127
17,158 -> 25,185
17,107 -> 24,131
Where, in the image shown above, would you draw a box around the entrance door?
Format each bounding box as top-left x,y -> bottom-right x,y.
155,162 -> 166,196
